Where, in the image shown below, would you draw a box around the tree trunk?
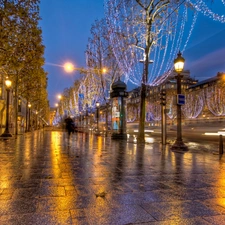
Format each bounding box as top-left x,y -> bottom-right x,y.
137,83 -> 146,143
137,47 -> 150,143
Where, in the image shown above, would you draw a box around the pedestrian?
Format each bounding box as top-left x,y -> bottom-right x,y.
65,116 -> 74,137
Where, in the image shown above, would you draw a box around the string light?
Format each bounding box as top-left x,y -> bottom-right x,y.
104,0 -> 205,87
188,0 -> 225,23
104,0 -> 225,87
60,0 -> 225,120
146,102 -> 161,122
127,106 -> 137,122
182,92 -> 204,118
222,0 -> 225,6
205,86 -> 225,116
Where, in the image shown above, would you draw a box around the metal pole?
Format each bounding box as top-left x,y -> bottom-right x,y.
36,113 -> 38,130
5,89 -> 10,133
106,102 -> 109,133
176,73 -> 182,143
219,135 -> 223,155
97,107 -> 99,132
28,108 -> 31,132
171,73 -> 187,151
0,88 -> 12,138
161,105 -> 166,145
25,103 -> 28,132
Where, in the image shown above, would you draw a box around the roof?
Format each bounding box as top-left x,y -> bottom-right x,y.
111,79 -> 127,90
188,72 -> 225,89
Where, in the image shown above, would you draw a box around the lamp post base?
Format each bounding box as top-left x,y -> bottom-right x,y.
0,130 -> 13,139
171,140 -> 188,152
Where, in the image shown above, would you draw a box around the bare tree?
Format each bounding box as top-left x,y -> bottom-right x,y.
86,18 -> 123,103
86,18 -> 124,130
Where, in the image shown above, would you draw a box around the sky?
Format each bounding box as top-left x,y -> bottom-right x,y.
39,0 -> 225,107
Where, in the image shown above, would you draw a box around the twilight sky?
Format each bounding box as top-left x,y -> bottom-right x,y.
39,1 -> 225,107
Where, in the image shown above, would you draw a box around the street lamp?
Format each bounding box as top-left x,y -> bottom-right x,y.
28,102 -> 31,132
0,77 -> 12,138
63,62 -> 107,74
64,62 -> 74,73
171,51 -> 188,151
96,102 -> 100,134
35,110 -> 38,130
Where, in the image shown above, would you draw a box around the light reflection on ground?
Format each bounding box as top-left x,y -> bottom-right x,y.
0,129 -> 224,224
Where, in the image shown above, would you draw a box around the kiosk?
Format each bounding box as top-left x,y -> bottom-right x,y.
110,79 -> 128,139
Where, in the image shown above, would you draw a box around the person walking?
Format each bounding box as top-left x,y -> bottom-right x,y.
64,116 -> 74,137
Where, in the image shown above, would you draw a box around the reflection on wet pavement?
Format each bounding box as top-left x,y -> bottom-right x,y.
0,130 -> 225,224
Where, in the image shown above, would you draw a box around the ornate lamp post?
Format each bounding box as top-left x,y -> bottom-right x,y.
28,102 -> 31,132
96,102 -> 100,134
171,51 -> 188,151
35,110 -> 38,130
0,77 -> 12,138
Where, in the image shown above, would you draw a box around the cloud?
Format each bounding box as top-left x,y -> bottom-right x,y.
187,47 -> 225,79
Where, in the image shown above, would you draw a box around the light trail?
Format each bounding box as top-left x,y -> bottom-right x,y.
45,62 -> 64,68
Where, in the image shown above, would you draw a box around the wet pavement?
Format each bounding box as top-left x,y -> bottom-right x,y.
0,129 -> 225,224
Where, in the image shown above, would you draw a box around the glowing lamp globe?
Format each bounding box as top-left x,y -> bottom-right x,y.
5,78 -> 12,89
64,62 -> 74,73
174,51 -> 185,73
102,68 -> 107,74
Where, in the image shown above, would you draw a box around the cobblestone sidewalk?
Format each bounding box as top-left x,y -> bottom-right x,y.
0,130 -> 225,224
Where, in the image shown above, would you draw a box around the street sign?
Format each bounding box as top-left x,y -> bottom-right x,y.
177,94 -> 185,105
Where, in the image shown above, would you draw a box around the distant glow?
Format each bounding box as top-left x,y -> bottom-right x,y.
205,133 -> 221,136
5,78 -> 12,89
133,129 -> 154,133
145,137 -> 154,143
102,68 -> 107,74
64,62 -> 74,73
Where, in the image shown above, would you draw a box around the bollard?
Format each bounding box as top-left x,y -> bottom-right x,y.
219,134 -> 223,155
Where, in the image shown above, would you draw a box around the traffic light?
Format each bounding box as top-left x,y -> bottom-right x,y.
160,90 -> 166,106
